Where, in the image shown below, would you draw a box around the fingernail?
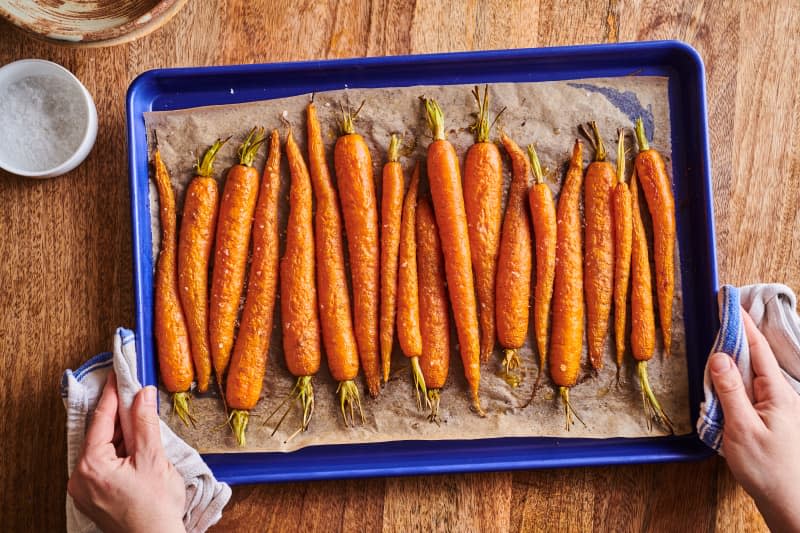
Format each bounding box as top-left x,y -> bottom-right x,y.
710,353 -> 731,374
142,386 -> 157,406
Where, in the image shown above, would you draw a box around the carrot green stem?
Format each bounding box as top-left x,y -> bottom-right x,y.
616,128 -> 626,185
340,100 -> 365,135
423,98 -> 446,141
264,375 -> 315,437
427,389 -> 442,425
337,380 -> 365,427
410,356 -> 430,410
590,121 -> 607,161
238,127 -> 266,167
527,144 -> 545,185
172,392 -> 196,428
470,85 -> 491,143
559,386 -> 586,431
196,137 -> 230,177
230,409 -> 249,447
387,133 -> 400,162
637,361 -> 674,433
634,117 -> 650,152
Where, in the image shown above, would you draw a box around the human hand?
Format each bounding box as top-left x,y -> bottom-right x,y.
709,309 -> 800,532
67,372 -> 186,533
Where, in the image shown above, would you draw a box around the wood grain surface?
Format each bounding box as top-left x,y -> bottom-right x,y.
1,1 -> 797,531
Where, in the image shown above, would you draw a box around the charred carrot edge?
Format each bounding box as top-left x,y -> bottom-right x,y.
423,98 -> 483,416
272,128 -> 322,436
396,163 -> 427,408
634,118 -> 675,356
612,129 -> 633,381
379,134 -> 405,383
580,121 -> 615,371
306,102 -> 362,428
335,103 -> 382,398
209,127 -> 265,399
464,85 -> 504,363
417,197 -> 451,424
178,139 -> 225,394
527,144 -> 556,396
630,169 -> 674,433
153,147 -> 195,427
496,134 -> 533,383
226,130 -> 282,446
549,140 -> 586,429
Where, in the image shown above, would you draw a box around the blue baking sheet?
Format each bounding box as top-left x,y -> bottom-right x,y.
126,40 -> 718,484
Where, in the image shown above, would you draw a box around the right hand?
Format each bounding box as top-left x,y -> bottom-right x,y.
709,309 -> 800,532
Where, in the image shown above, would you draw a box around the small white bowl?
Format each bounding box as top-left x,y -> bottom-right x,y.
0,59 -> 97,178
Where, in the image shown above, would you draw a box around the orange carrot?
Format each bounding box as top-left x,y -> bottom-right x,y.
630,168 -> 674,433
396,162 -> 427,407
581,121 -> 615,371
634,118 -> 675,356
463,86 -> 504,363
549,140 -> 586,429
379,134 -> 405,383
612,129 -> 633,376
527,144 -> 556,390
226,130 -> 282,446
496,134 -> 533,380
306,102 -> 362,425
209,128 -> 265,392
416,197 -> 450,423
423,98 -> 483,415
178,139 -> 225,394
153,148 -> 194,426
276,129 -> 322,433
334,104 -> 381,398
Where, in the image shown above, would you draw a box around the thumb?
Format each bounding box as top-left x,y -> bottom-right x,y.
130,386 -> 164,462
709,353 -> 762,433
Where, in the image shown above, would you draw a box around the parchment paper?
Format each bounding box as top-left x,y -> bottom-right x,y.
144,78 -> 691,453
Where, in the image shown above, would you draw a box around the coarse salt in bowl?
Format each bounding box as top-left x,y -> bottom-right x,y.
0,59 -> 98,178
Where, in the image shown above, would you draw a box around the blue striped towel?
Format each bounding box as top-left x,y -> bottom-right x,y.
61,328 -> 231,533
698,284 -> 800,453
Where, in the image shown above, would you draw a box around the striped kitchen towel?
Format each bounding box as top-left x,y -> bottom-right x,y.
698,284 -> 800,453
61,328 -> 231,533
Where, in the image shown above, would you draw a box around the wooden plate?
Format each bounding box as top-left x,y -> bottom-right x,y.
0,0 -> 189,47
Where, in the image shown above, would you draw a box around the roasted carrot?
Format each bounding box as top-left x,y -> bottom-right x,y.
379,134 -> 405,383
527,144 -> 556,391
334,103 -> 381,398
634,118 -> 675,356
275,129 -> 322,434
178,139 -> 225,394
630,168 -> 674,433
463,86 -> 504,363
153,148 -> 194,426
306,102 -> 362,425
396,163 -> 427,408
612,129 -> 633,377
496,134 -> 533,380
416,197 -> 450,423
209,128 -> 265,392
226,130 -> 281,446
580,121 -> 615,371
549,140 -> 586,429
423,98 -> 483,415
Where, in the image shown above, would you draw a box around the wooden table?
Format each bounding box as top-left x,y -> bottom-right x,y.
1,1 -> 797,531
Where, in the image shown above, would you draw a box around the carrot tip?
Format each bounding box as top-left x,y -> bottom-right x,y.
172,391 -> 196,428
410,356 -> 430,411
469,394 -> 486,418
230,409 -> 249,447
637,361 -> 674,434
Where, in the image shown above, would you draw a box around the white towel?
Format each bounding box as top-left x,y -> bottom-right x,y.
61,328 -> 231,533
698,284 -> 800,453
